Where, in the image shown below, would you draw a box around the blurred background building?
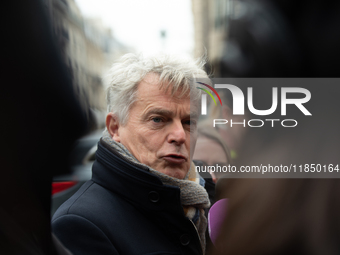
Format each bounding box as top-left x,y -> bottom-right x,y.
43,0 -> 131,130
192,0 -> 234,74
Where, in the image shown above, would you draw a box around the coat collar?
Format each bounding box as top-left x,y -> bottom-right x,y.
92,139 -> 183,213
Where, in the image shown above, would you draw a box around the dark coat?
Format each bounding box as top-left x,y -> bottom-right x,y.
52,139 -> 203,255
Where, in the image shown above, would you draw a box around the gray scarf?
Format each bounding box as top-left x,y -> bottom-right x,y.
102,130 -> 210,254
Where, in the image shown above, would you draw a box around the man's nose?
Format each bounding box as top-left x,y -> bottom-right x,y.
167,120 -> 186,145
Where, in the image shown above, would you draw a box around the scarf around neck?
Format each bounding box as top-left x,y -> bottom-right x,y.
101,130 -> 210,254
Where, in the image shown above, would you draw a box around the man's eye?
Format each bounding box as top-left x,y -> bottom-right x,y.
152,117 -> 162,123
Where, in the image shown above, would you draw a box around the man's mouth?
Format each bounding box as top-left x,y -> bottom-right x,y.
162,154 -> 187,164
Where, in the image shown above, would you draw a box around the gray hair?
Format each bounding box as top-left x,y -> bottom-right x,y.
106,53 -> 209,125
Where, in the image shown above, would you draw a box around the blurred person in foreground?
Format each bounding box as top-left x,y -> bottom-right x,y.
211,0 -> 340,255
52,54 -> 211,255
1,1 -> 88,254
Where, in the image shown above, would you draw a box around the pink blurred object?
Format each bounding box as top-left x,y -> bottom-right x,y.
208,198 -> 228,245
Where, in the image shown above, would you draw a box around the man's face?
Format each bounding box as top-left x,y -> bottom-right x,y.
107,73 -> 199,179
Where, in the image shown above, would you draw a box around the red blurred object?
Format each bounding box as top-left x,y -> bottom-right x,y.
52,182 -> 77,195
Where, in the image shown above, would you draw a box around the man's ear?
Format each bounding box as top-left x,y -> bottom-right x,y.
106,113 -> 121,142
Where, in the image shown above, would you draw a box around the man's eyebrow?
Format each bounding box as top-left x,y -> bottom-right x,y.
143,108 -> 199,119
144,108 -> 173,117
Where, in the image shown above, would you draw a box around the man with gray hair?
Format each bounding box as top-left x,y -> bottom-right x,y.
52,54 -> 211,255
